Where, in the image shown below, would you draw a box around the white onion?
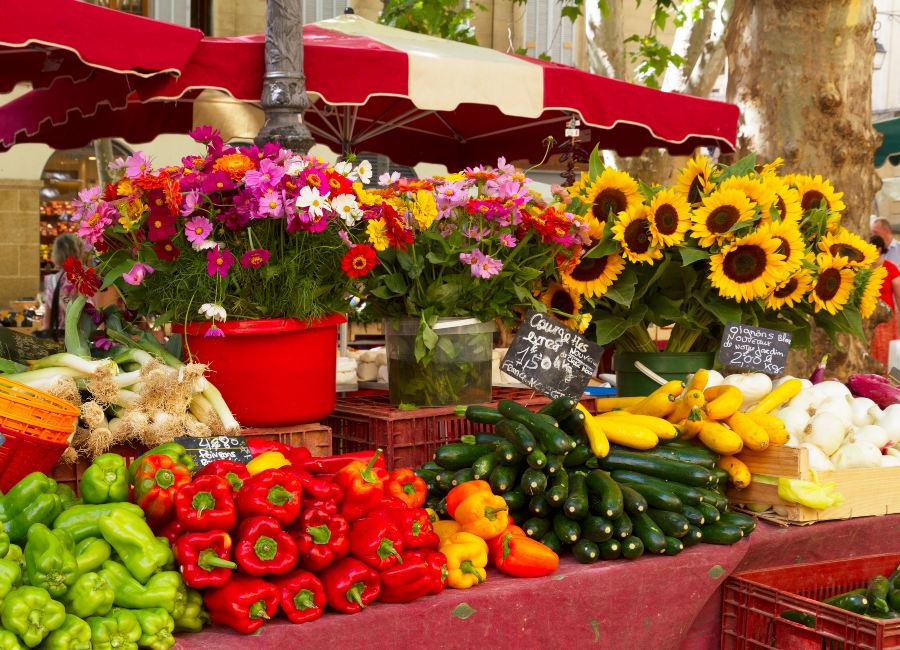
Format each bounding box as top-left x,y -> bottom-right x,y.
881,455 -> 900,468
877,404 -> 900,443
801,442 -> 835,472
775,406 -> 811,440
809,381 -> 852,405
831,442 -> 883,469
815,396 -> 853,427
787,389 -> 817,413
850,397 -> 882,427
805,413 -> 847,456
849,425 -> 890,449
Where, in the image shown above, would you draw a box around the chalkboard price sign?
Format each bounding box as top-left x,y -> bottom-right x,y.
174,435 -> 253,472
500,310 -> 603,400
717,322 -> 792,375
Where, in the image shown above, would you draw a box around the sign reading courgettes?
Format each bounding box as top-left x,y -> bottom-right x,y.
174,435 -> 252,472
717,322 -> 791,375
500,310 -> 603,399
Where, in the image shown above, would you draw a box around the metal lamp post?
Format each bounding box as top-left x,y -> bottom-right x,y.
255,0 -> 316,153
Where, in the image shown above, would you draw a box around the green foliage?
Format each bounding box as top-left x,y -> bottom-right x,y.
379,0 -> 485,44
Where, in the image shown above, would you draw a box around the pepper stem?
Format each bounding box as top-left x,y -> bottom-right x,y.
254,535 -> 278,562
484,505 -> 508,521
267,484 -> 294,507
501,533 -> 513,560
360,449 -> 383,483
197,548 -> 237,571
402,483 -> 416,495
293,588 -> 316,611
155,468 -> 175,489
249,600 -> 271,620
224,472 -> 244,491
191,491 -> 216,517
376,537 -> 403,563
461,560 -> 484,584
345,581 -> 368,609
306,524 -> 332,545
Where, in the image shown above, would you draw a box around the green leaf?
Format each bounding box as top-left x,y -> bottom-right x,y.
396,248 -> 414,272
384,273 -> 408,294
717,154 -> 757,183
679,247 -> 710,266
588,145 -> 604,180
584,236 -> 619,260
646,293 -> 683,323
698,293 -> 745,326
593,315 -> 631,346
99,257 -> 135,291
604,268 -> 637,306
426,251 -> 449,265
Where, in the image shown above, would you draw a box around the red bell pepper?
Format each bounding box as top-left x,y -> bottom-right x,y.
246,439 -> 312,466
319,558 -> 380,614
203,574 -> 279,634
288,468 -> 336,501
236,468 -> 303,527
305,496 -> 338,516
132,453 -> 192,527
272,569 -> 326,624
295,450 -> 386,475
378,549 -> 448,603
375,495 -> 407,511
174,531 -> 238,588
385,468 -> 427,508
348,514 -> 404,571
235,515 -> 298,576
334,450 -> 387,521
158,519 -> 185,546
379,507 -> 440,550
289,507 -> 349,572
174,474 -> 237,532
195,459 -> 250,492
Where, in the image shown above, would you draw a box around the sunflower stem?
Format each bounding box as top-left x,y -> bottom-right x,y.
617,324 -> 658,353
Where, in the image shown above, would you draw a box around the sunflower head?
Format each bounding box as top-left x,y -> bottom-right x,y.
857,265 -> 888,319
718,176 -> 777,211
612,204 -> 663,265
810,252 -> 855,315
709,229 -> 788,303
795,174 -> 846,214
647,188 -> 691,248
676,155 -> 714,205
691,188 -> 757,249
765,270 -> 812,310
583,168 -> 640,223
759,220 -> 805,274
560,251 -> 626,300
762,177 -> 802,225
817,228 -> 879,269
758,157 -> 785,176
540,283 -> 583,328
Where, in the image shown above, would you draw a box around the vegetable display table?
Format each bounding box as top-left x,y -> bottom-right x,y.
178,515 -> 900,649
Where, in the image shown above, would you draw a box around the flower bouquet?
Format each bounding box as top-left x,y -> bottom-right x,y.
559,150 -> 883,358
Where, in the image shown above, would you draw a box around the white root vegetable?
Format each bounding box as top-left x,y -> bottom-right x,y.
787,389 -> 817,413
775,406 -> 811,441
831,442 -> 883,469
877,404 -> 900,444
801,443 -> 835,472
849,425 -> 890,449
850,397 -> 882,428
815,396 -> 853,427
724,373 -> 772,409
809,381 -> 852,406
805,413 -> 847,456
881,455 -> 900,467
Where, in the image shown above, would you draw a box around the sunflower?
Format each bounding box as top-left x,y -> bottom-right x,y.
561,251 -> 626,300
646,188 -> 691,247
718,176 -> 777,211
809,253 -> 855,314
541,283 -> 583,328
764,270 -> 813,310
817,228 -> 879,269
567,171 -> 592,201
858,265 -> 888,318
612,204 -> 663,264
758,157 -> 785,177
709,230 -> 788,302
793,174 -> 846,214
762,177 -> 803,225
691,189 -> 757,248
760,220 -> 805,274
582,168 -> 640,223
675,155 -> 714,205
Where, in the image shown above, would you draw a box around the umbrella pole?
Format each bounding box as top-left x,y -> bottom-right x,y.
255,0 -> 315,154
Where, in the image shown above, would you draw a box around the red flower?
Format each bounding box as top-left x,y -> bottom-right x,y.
162,173 -> 182,216
379,202 -> 415,251
101,183 -> 119,202
326,171 -> 354,197
341,245 -> 378,278
63,256 -> 101,297
153,239 -> 180,262
147,212 -> 177,242
240,248 -> 271,269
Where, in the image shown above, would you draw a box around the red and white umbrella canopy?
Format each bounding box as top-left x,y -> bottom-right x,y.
0,14 -> 738,168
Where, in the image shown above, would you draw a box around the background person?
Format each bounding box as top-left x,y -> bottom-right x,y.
871,217 -> 900,267
40,233 -> 84,336
869,235 -> 900,369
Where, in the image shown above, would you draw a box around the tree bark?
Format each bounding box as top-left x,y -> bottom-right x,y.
726,0 -> 883,379
585,0 -> 628,81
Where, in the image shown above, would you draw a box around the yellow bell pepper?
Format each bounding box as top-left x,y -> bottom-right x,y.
432,519 -> 462,545
440,532 -> 488,589
777,477 -> 842,510
453,492 -> 509,539
246,451 -> 291,475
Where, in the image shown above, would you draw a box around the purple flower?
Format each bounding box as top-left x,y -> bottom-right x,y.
244,158 -> 285,189
500,233 -> 517,248
201,170 -> 235,194
218,209 -> 250,232
125,152 -> 151,179
92,334 -> 114,351
84,302 -> 106,325
254,187 -> 284,218
204,324 -> 226,338
184,216 -> 213,244
77,203 -> 115,245
122,262 -> 154,286
180,190 -> 201,217
240,248 -> 271,268
464,248 -> 503,279
206,246 -> 235,278
72,186 -> 101,220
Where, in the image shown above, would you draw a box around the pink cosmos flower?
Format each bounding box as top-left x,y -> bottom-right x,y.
500,233 -> 517,248
77,203 -> 115,245
108,157 -> 125,173
189,125 -> 221,143
465,248 -> 503,279
338,229 -> 352,247
244,158 -> 285,189
240,248 -> 271,269
204,324 -> 226,338
122,262 -> 154,286
125,152 -> 151,179
207,246 -> 235,278
255,187 -> 284,218
184,216 -> 213,244
462,224 -> 490,241
435,181 -> 470,210
72,186 -> 101,220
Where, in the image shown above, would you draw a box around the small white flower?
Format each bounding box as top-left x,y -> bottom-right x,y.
331,194 -> 361,227
285,155 -> 309,176
378,171 -> 400,187
198,303 -> 227,322
333,161 -> 353,176
296,186 -> 329,218
356,160 -> 373,185
192,238 -> 219,252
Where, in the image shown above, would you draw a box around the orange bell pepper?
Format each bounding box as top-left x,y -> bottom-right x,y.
487,523 -> 526,560
384,468 -> 427,508
453,491 -> 509,539
445,480 -> 491,519
492,532 -> 559,578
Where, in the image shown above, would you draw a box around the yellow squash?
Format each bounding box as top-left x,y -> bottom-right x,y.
703,385 -> 743,421
749,378 -> 803,415
717,455 -> 751,489
746,412 -> 790,445
667,390 -> 706,424
686,368 -> 709,393
577,403 -> 609,458
594,396 -> 644,413
599,412 -> 679,440
595,418 -> 658,450
630,380 -> 683,418
697,421 -> 743,455
726,412 -> 770,452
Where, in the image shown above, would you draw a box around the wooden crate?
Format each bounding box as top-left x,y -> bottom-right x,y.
727,445 -> 900,523
240,423 -> 332,458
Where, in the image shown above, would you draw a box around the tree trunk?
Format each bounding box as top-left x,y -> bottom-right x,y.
726,0 -> 883,380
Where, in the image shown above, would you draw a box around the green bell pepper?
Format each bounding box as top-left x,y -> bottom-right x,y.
61,571 -> 115,618
0,586 -> 66,647
3,545 -> 23,575
98,561 -> 186,616
52,503 -> 145,543
128,443 -> 194,480
74,537 -> 112,574
80,454 -> 130,504
24,524 -> 77,598
3,494 -> 62,544
40,614 -> 91,650
173,587 -> 209,633
54,483 -> 81,511
0,558 -> 22,605
98,511 -> 172,583
0,631 -> 21,649
132,607 -> 176,650
0,531 -> 10,559
87,608 -> 141,650
0,473 -> 56,522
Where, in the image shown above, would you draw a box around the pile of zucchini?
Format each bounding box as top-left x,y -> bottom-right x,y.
418,397 -> 756,563
784,564 -> 900,627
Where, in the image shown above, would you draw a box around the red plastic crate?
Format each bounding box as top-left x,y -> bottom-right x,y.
323,388 -> 595,469
722,554 -> 900,650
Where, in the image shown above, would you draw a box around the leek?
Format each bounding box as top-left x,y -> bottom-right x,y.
27,353 -> 116,375
64,294 -> 90,358
4,366 -> 85,386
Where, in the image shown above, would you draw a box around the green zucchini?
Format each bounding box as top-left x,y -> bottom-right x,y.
695,487 -> 729,511
647,509 -> 690,538
681,504 -> 705,527
718,511 -> 756,535
558,409 -> 587,437
889,590 -> 900,612
527,449 -> 548,470
423,476 -> 441,496
434,497 -> 448,519
611,512 -> 632,540
597,449 -> 715,486
682,525 -> 703,547
585,470 -> 624,519
866,610 -> 900,619
451,468 -> 475,487
619,484 -> 648,515
631,511 -> 667,554
499,400 -> 575,454
489,465 -> 519,494
416,468 -> 438,482
545,454 -> 565,475
552,512 -> 581,544
824,589 -> 869,615
472,453 -> 499,480
539,530 -> 562,554
696,502 -> 721,524
581,515 -> 614,543
780,611 -> 817,629
663,536 -> 684,556
465,405 -> 504,425
434,471 -> 453,492
617,481 -> 683,513
496,419 -> 537,454
474,432 -> 506,445
563,471 -> 590,520
540,396 -> 578,420
888,564 -> 900,590
598,538 -> 621,560
710,467 -> 730,487
621,536 -> 644,560
608,470 -> 705,506
563,440 -> 593,467
547,468 -> 570,506
521,468 -> 548,496
635,444 -> 718,469
434,442 -> 496,470
700,522 -> 744,545
529,494 -> 552,517
571,538 -> 600,564
502,489 -> 528,513
524,517 -> 551,539
494,441 -> 524,466
867,576 -> 891,614
532,412 -> 562,428
420,461 -> 443,473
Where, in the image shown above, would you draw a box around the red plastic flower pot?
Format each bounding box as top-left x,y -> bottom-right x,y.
174,315 -> 346,427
